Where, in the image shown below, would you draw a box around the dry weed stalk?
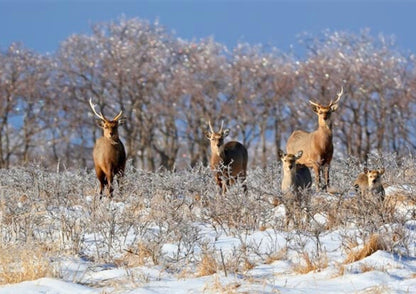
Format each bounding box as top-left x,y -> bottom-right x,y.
344,234 -> 386,264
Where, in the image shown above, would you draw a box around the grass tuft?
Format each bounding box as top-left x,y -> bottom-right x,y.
292,252 -> 328,274
0,244 -> 53,285
197,254 -> 218,277
344,234 -> 386,264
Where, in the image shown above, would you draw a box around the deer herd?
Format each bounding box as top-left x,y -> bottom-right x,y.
89,87 -> 386,220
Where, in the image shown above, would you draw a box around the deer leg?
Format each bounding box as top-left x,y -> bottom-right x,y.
95,168 -> 106,197
312,164 -> 321,191
284,196 -> 293,229
323,164 -> 330,191
116,169 -> 124,195
105,172 -> 114,198
240,171 -> 248,194
215,173 -> 224,193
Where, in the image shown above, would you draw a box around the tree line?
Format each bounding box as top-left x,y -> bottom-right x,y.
0,17 -> 415,170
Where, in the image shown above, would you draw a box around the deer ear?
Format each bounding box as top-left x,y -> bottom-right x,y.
277,149 -> 285,159
310,104 -> 319,113
379,168 -> 385,175
295,150 -> 303,159
222,128 -> 230,137
97,120 -> 105,128
117,118 -> 125,126
363,167 -> 369,174
330,103 -> 339,112
204,130 -> 212,140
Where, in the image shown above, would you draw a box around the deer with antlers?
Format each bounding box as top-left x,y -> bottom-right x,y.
89,99 -> 126,198
205,121 -> 248,194
286,87 -> 344,191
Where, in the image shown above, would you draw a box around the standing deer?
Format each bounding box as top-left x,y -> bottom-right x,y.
205,121 -> 248,194
354,167 -> 385,202
278,149 -> 312,227
286,87 -> 344,191
89,99 -> 126,198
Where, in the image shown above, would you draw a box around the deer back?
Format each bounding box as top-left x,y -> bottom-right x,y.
218,141 -> 248,176
295,164 -> 312,191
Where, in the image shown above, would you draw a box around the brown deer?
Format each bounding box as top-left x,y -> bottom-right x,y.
89,99 -> 126,198
286,87 -> 344,191
205,121 -> 248,194
354,167 -> 385,202
278,149 -> 312,227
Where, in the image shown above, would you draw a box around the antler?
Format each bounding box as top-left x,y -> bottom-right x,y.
308,100 -> 320,107
89,99 -> 107,121
208,120 -> 214,133
208,120 -> 225,133
309,86 -> 344,107
112,110 -> 123,121
329,86 -> 344,106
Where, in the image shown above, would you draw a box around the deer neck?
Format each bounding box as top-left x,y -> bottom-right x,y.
281,170 -> 296,193
105,136 -> 121,146
318,117 -> 332,133
210,143 -> 221,157
210,146 -> 223,168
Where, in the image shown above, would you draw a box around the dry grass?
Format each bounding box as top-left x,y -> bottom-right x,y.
116,243 -> 154,267
333,263 -> 346,278
202,275 -> 241,294
197,254 -> 218,277
360,263 -> 376,273
242,258 -> 255,272
0,244 -> 53,285
358,284 -> 391,293
292,252 -> 328,274
344,234 -> 386,264
265,248 -> 287,264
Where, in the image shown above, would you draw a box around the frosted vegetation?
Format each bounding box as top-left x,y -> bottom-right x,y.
0,153 -> 415,291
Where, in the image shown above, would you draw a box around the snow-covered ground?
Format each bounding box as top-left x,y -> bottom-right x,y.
0,165 -> 415,293
0,232 -> 415,293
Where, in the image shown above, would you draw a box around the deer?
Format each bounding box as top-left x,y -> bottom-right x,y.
354,167 -> 385,202
286,87 -> 344,192
204,120 -> 248,194
89,99 -> 126,198
278,149 -> 312,227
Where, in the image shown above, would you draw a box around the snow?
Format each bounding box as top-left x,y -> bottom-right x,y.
1,228 -> 415,293
1,255 -> 414,294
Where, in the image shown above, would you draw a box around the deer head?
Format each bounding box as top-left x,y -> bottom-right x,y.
309,87 -> 344,122
364,167 -> 385,187
204,120 -> 230,155
89,98 -> 123,141
278,149 -> 303,173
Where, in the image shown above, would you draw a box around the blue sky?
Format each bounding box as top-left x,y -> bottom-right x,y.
0,1 -> 415,56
